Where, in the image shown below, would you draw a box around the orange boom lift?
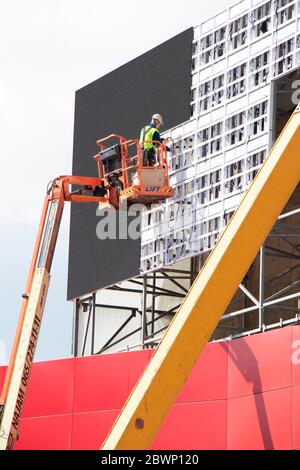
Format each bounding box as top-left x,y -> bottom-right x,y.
2,100 -> 300,450
0,135 -> 172,450
94,134 -> 173,206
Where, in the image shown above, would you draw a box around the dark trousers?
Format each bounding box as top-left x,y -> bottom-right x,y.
142,148 -> 156,166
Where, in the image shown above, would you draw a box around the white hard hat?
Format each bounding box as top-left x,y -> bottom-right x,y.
152,113 -> 164,125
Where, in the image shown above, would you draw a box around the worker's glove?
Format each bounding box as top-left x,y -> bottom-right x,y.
169,145 -> 175,155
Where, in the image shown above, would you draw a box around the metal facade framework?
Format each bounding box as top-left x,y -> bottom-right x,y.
74,0 -> 300,355
141,0 -> 300,273
219,204 -> 300,339
73,262 -> 199,357
75,203 -> 300,355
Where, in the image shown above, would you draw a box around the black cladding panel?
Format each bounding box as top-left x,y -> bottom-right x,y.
67,28 -> 193,300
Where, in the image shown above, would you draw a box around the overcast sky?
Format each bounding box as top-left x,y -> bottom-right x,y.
0,0 -> 228,363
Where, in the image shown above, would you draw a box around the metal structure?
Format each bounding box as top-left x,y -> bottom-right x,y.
74,0 -> 300,354
73,262 -> 199,357
0,175 -> 110,450
219,203 -> 300,339
2,0 -> 300,453
2,101 -> 300,451
0,125 -> 175,450
75,201 -> 300,355
141,0 -> 300,272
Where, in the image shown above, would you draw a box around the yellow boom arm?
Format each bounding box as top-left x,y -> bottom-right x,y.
102,104 -> 300,449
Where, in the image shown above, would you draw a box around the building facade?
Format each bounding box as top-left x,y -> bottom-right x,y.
70,0 -> 300,357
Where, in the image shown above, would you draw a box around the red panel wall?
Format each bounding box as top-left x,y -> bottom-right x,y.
227,388 -> 292,450
72,410 -> 120,450
292,326 -> 300,450
22,359 -> 75,418
176,342 -> 228,403
14,415 -> 73,450
73,353 -> 129,413
152,401 -> 227,450
292,385 -> 300,450
227,327 -> 292,399
1,325 -> 300,450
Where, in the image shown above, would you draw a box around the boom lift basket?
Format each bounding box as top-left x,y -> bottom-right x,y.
94,134 -> 173,207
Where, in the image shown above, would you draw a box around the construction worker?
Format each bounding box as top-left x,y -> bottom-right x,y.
140,113 -> 166,166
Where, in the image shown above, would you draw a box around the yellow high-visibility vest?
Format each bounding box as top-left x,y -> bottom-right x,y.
139,125 -> 158,150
